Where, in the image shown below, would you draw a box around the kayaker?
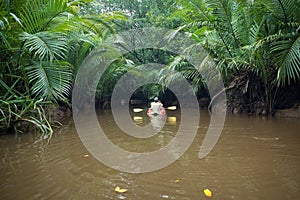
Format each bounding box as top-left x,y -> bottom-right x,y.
150,97 -> 163,115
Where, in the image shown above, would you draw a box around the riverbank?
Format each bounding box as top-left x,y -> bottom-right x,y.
274,104 -> 300,118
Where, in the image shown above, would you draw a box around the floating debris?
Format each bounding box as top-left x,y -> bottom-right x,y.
203,188 -> 212,197
115,186 -> 127,193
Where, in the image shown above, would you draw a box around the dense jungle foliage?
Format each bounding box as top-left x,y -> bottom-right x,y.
0,0 -> 299,136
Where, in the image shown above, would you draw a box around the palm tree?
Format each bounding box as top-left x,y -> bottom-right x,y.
163,0 -> 300,114
0,0 -> 122,134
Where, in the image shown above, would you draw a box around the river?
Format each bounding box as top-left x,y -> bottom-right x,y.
0,110 -> 299,199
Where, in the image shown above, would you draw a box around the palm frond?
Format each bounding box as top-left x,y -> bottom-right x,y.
26,61 -> 73,102
206,0 -> 240,46
21,31 -> 68,62
18,0 -> 68,33
271,34 -> 300,85
257,0 -> 298,24
276,0 -> 298,22
231,2 -> 252,45
159,56 -> 185,87
67,33 -> 99,72
248,18 -> 265,45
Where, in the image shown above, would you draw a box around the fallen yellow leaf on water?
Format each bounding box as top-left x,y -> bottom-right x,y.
83,154 -> 89,157
203,188 -> 212,197
115,186 -> 127,193
175,179 -> 180,183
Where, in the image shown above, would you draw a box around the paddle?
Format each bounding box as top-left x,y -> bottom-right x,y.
133,106 -> 177,113
166,106 -> 177,110
133,108 -> 144,113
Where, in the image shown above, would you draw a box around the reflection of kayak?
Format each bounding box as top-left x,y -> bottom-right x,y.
147,107 -> 166,116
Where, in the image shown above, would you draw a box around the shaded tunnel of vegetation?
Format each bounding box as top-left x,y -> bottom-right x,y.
0,0 -> 299,136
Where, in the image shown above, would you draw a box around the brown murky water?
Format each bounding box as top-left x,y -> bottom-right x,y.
0,110 -> 299,199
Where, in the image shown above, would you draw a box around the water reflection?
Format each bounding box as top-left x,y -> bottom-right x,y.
149,114 -> 166,130
133,116 -> 143,125
167,116 -> 177,126
132,114 -> 177,129
132,113 -> 176,131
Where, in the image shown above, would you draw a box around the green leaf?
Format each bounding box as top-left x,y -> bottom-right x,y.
272,35 -> 300,85
26,61 -> 73,102
21,31 -> 68,62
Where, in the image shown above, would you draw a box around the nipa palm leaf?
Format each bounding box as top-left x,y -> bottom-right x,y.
26,61 -> 73,102
21,31 -> 68,62
271,34 -> 300,85
18,0 -> 67,33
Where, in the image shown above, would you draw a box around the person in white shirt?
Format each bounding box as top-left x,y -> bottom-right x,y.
150,97 -> 163,115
